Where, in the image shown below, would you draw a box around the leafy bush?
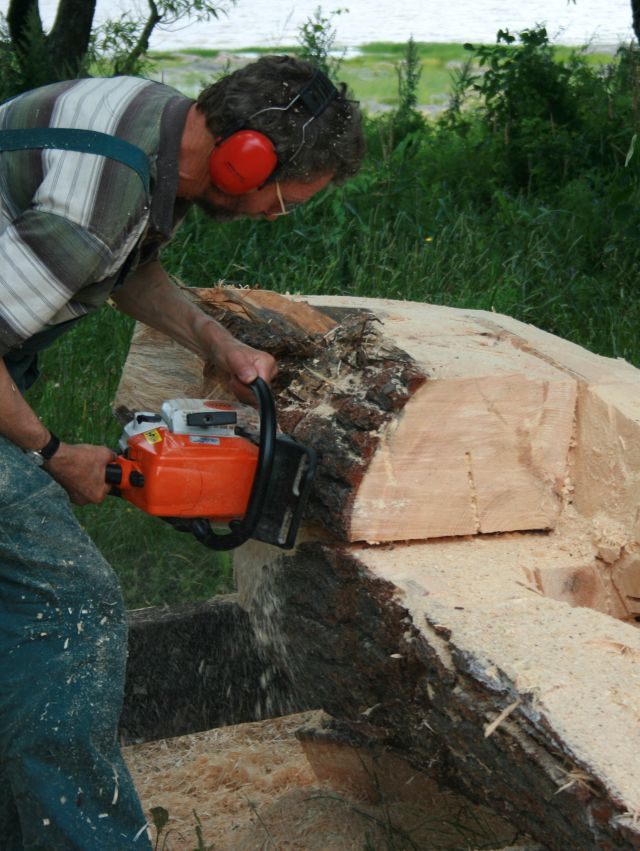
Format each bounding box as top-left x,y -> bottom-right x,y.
448,27 -> 640,193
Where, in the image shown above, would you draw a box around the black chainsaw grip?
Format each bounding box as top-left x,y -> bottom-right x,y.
105,463 -> 122,486
193,377 -> 276,551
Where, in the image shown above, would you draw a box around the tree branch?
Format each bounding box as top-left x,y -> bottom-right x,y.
115,0 -> 160,76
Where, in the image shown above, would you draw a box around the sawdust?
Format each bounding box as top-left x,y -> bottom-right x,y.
125,712 -> 523,851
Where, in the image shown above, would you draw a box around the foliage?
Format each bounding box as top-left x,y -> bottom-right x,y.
160,32 -> 640,365
392,35 -> 426,139
151,806 -> 171,850
0,0 -> 236,97
449,27 -> 640,192
296,6 -> 347,79
396,36 -> 422,114
90,0 -> 236,77
0,14 -> 26,99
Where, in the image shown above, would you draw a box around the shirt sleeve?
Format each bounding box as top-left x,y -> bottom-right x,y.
0,208 -> 121,355
0,147 -> 150,356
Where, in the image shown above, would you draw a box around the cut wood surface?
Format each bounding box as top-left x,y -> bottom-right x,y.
116,290 -> 640,849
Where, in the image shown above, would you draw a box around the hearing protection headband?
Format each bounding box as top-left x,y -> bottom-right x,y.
209,67 -> 340,195
249,67 -> 340,166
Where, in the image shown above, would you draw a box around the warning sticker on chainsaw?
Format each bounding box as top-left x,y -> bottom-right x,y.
143,429 -> 163,444
189,436 -> 220,445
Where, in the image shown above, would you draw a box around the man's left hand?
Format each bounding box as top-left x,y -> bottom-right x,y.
206,338 -> 277,403
112,263 -> 278,402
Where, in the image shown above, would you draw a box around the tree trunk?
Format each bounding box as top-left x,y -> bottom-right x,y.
6,0 -> 44,50
6,0 -> 95,87
632,0 -> 640,42
48,0 -> 96,78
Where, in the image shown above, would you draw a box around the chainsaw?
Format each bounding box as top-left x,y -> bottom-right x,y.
105,378 -> 316,551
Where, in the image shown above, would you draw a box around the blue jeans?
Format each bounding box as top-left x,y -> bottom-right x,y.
0,436 -> 151,849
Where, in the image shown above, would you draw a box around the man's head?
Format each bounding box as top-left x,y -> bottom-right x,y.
196,55 -> 365,192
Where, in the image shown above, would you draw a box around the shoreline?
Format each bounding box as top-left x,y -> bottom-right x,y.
149,38 -> 626,59
148,40 -> 625,109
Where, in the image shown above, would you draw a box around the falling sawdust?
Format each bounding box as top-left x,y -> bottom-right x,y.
125,712 -> 522,851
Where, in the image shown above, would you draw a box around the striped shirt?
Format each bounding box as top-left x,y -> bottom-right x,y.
0,77 -> 193,356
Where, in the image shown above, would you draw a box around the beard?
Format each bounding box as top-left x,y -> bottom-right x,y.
194,197 -> 243,222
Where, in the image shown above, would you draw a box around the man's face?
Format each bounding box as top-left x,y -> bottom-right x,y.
196,173 -> 333,222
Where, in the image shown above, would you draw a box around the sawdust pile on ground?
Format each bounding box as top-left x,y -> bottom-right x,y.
125,712 -> 523,850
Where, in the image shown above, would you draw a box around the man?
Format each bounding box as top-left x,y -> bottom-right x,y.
0,56 -> 364,848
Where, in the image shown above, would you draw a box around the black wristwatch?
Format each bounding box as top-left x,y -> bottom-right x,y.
24,432 -> 61,467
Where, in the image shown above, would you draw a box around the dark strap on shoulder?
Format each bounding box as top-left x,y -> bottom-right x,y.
0,127 -> 150,194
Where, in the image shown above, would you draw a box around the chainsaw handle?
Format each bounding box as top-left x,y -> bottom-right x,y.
192,377 -> 276,551
106,463 -> 122,486
105,459 -> 145,489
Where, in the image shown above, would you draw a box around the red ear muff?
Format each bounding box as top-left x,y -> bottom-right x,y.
209,129 -> 278,195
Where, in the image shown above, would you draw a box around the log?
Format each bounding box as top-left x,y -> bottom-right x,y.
230,535 -> 640,850
115,287 -> 578,545
115,290 -> 640,850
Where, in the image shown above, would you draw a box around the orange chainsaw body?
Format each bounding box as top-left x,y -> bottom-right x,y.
107,385 -> 318,551
114,401 -> 259,523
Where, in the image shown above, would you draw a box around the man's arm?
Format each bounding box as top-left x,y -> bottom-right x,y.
112,261 -> 277,401
0,358 -> 114,505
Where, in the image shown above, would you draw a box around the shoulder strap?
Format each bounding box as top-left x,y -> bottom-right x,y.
0,127 -> 150,194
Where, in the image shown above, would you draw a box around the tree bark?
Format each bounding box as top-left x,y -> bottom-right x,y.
48,0 -> 96,78
6,0 -> 44,50
632,0 -> 640,42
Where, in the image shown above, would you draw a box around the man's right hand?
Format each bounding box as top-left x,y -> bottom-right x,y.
45,442 -> 116,505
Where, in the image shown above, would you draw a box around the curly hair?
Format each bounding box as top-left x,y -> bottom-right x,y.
196,55 -> 365,185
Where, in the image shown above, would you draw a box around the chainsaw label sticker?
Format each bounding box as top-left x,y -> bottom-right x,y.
189,436 -> 220,445
143,429 -> 163,444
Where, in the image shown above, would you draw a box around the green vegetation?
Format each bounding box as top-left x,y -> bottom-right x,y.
22,27 -> 640,608
0,0 -> 236,96
149,39 -> 618,108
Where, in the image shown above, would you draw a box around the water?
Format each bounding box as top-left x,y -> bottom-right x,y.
5,0 -> 636,51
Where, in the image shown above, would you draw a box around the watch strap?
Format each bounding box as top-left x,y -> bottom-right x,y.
39,432 -> 61,461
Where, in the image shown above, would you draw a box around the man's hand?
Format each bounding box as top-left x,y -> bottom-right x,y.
207,338 -> 277,403
113,262 -> 278,403
45,442 -> 116,506
0,359 -> 113,506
